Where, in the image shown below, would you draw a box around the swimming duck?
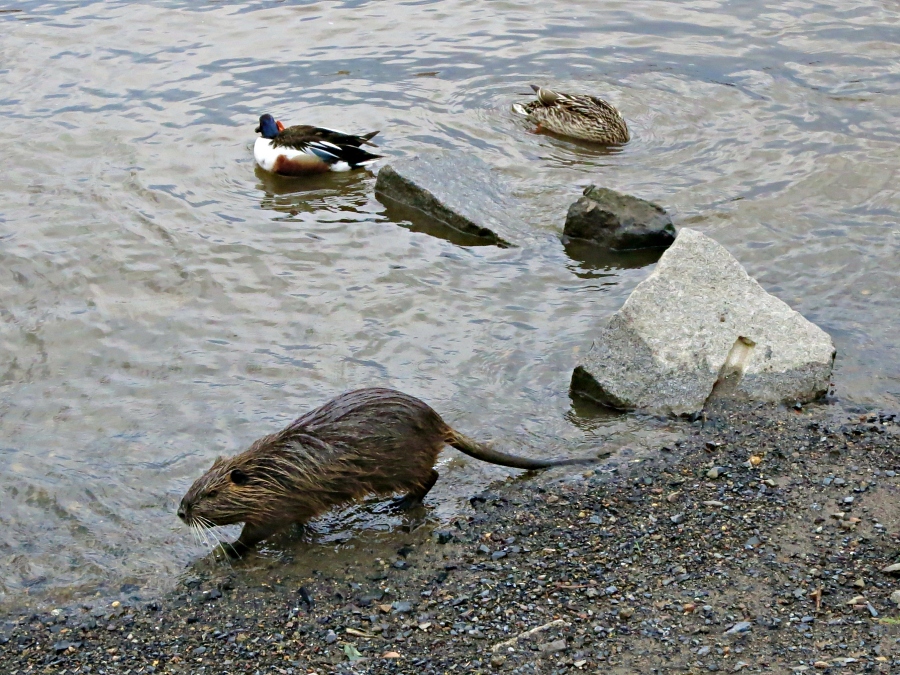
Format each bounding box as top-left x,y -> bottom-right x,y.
511,85 -> 629,144
253,114 -> 382,175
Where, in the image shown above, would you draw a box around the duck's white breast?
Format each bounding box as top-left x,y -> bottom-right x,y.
253,138 -> 307,172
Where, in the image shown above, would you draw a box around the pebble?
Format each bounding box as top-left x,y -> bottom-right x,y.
538,639 -> 567,653
324,630 -> 337,644
706,467 -> 723,479
881,563 -> 900,574
670,513 -> 684,524
391,601 -> 412,613
724,621 -> 752,635
890,590 -> 900,605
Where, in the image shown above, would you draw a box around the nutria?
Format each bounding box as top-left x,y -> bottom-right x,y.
178,387 -> 597,555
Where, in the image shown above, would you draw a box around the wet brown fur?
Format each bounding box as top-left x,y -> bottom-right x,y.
179,388 -> 597,554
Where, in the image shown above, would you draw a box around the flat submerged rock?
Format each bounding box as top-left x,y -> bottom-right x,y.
572,228 -> 836,415
374,151 -> 522,248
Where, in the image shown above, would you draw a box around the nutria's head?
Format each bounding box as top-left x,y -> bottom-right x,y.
177,430 -> 313,530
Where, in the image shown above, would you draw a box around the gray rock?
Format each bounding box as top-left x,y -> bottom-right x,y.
374,151 -> 519,247
564,185 -> 676,250
724,621 -> 752,635
571,228 -> 836,415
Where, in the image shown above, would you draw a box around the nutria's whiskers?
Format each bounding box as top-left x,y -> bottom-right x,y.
178,388 -> 600,555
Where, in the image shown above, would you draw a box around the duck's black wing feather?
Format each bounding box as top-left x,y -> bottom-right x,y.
273,125 -> 379,149
270,126 -> 382,167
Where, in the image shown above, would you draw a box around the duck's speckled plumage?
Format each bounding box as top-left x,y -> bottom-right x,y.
512,85 -> 629,144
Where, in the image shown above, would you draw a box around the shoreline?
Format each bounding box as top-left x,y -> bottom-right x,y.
3,400 -> 900,673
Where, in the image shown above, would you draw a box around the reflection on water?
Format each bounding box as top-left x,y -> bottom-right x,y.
0,0 -> 898,609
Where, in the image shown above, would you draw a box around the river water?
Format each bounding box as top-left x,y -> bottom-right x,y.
0,0 -> 898,608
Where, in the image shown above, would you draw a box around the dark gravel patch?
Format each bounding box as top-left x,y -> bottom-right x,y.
3,403 -> 900,674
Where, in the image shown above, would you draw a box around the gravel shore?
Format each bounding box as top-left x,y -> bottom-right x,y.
3,401 -> 900,674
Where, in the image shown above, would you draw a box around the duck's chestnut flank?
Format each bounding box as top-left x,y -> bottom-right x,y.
178,387 -> 600,556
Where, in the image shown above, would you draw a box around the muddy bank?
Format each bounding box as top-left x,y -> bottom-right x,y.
3,402 -> 900,673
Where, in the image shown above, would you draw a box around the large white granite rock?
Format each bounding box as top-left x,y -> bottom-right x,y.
571,228 -> 836,415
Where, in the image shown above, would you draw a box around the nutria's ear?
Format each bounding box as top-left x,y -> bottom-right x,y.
210,456 -> 224,469
230,468 -> 249,486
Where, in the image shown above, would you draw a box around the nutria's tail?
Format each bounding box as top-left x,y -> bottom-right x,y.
447,429 -> 598,470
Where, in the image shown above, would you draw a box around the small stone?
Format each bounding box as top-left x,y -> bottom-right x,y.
881,563 -> 900,575
833,477 -> 846,486
843,496 -> 855,504
724,621 -> 752,635
490,654 -> 507,667
393,560 -> 410,570
706,467 -> 722,479
378,604 -> 392,614
813,662 -> 829,670
698,646 -> 711,656
491,551 -> 507,561
744,536 -> 761,549
478,544 -> 491,555
325,630 -> 337,644
192,646 -> 206,656
434,530 -> 454,544
749,455 -> 762,466
847,595 -> 867,605
890,590 -> 900,605
618,607 -> 634,620
538,638 -> 567,653
382,651 -> 401,659
392,600 -> 412,613
703,500 -> 724,507
852,578 -> 865,589
886,470 -> 896,477
670,513 -> 685,525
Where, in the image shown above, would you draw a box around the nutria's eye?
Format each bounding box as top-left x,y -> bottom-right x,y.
230,469 -> 249,486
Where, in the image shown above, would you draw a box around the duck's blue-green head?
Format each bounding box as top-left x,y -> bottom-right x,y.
256,114 -> 279,139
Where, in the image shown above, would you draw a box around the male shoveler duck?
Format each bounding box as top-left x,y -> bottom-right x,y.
511,85 -> 629,144
254,114 -> 382,175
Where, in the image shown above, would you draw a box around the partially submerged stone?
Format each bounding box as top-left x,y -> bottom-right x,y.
571,228 -> 836,415
375,151 -> 520,247
564,185 -> 675,250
